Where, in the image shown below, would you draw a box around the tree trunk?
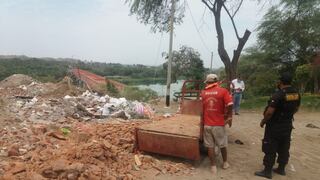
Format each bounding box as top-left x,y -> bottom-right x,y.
202,0 -> 251,88
300,83 -> 305,95
224,62 -> 237,82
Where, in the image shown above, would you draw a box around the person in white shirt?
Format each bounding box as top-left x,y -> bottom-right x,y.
231,75 -> 245,115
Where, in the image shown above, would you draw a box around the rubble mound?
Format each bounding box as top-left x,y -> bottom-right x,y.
0,121 -> 194,179
0,74 -> 34,88
41,77 -> 83,98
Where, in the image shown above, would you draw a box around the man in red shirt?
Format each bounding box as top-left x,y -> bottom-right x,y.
201,74 -> 233,175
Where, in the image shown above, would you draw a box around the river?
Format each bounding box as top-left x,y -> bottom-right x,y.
137,80 -> 184,97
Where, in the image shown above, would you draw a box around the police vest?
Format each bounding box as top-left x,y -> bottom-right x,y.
269,87 -> 300,125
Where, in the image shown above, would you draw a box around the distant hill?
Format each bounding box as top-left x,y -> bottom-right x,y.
0,55 -> 166,84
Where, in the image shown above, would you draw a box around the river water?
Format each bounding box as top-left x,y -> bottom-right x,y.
137,80 -> 184,97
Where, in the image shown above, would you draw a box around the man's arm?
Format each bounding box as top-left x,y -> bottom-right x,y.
260,91 -> 281,128
224,89 -> 234,127
200,93 -> 204,141
260,107 -> 275,128
225,105 -> 233,127
241,81 -> 245,91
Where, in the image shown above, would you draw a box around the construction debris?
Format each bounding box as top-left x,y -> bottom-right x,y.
0,75 -> 154,122
0,74 -> 194,179
0,120 -> 194,179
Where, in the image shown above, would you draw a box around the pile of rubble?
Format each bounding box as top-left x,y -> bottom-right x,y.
0,74 -> 195,179
1,74 -> 154,122
0,120 -> 194,179
0,74 -> 80,98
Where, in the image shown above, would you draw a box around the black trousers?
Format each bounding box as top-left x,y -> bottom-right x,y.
262,127 -> 292,168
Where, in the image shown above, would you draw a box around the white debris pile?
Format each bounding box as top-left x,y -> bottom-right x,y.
8,97 -> 75,122
65,91 -> 154,120
8,91 -> 154,122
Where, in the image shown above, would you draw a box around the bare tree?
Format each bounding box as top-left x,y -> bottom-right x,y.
202,0 -> 251,83
126,0 -> 251,83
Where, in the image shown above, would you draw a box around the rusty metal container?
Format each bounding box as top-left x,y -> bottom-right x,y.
135,80 -> 204,160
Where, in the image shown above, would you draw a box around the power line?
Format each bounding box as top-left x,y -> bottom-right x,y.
185,0 -> 211,53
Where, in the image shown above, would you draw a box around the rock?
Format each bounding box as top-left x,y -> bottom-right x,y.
76,133 -> 91,143
10,162 -> 26,175
141,155 -> 154,164
41,169 -> 58,179
68,163 -> 85,172
66,170 -> 80,180
132,165 -> 140,171
51,159 -> 70,172
8,144 -> 20,157
31,125 -> 47,135
27,172 -> 46,180
306,123 -> 320,129
134,155 -> 142,166
126,173 -> 134,180
48,132 -> 67,140
103,141 -> 112,149
19,148 -> 28,155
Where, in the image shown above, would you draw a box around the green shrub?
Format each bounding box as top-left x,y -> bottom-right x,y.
106,82 -> 119,97
121,86 -> 158,102
241,95 -> 320,111
301,94 -> 320,111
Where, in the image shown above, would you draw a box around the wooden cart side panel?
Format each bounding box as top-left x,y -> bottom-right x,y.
137,130 -> 200,161
180,100 -> 202,116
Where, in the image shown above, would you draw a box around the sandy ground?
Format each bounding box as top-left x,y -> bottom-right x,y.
141,110 -> 320,180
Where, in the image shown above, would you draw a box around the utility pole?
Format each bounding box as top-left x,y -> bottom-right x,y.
166,0 -> 175,107
210,52 -> 213,72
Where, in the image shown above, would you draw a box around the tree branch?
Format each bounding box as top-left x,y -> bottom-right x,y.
213,1 -> 231,64
201,0 -> 214,11
232,0 -> 243,18
222,3 -> 240,39
231,29 -> 251,66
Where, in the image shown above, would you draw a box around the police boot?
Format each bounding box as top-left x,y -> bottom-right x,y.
273,164 -> 286,176
255,166 -> 272,179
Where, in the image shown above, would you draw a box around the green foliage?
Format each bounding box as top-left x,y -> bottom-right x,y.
237,0 -> 320,96
295,64 -> 312,93
0,56 -> 70,82
241,96 -> 269,110
163,46 -> 205,82
106,81 -> 119,97
249,70 -> 279,96
295,64 -> 312,82
237,47 -> 279,96
108,76 -> 165,85
0,56 -> 167,85
125,0 -> 185,32
241,94 -> 320,111
301,94 -> 320,111
121,86 -> 158,102
257,0 -> 320,66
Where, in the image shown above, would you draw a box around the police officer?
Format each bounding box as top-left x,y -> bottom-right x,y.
255,72 -> 301,179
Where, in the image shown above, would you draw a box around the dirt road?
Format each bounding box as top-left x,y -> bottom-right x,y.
142,111 -> 320,180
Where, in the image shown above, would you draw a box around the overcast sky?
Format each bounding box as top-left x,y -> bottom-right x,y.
0,0 -> 269,68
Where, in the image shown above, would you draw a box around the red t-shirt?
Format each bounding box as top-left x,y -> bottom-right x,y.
201,83 -> 233,126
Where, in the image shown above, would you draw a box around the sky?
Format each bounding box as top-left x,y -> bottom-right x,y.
0,0 -> 270,68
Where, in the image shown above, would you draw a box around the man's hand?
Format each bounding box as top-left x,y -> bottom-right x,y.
260,119 -> 266,128
225,117 -> 232,128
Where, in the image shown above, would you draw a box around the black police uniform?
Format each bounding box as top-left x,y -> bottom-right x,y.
262,86 -> 301,170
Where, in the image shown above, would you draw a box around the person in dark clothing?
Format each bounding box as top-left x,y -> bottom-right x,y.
254,72 -> 301,179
